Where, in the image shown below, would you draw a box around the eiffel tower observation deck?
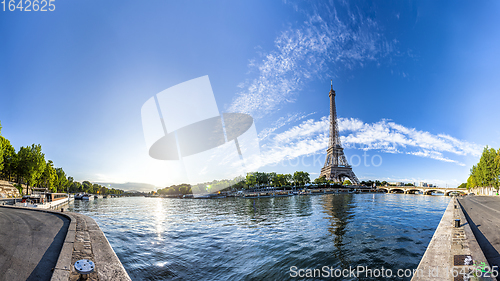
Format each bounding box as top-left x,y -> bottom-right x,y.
319,81 -> 360,185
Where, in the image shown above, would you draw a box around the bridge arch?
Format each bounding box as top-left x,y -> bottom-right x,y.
424,189 -> 445,195
445,190 -> 466,196
405,188 -> 423,194
390,188 -> 405,194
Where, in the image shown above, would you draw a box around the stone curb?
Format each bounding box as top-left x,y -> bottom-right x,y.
80,215 -> 132,281
411,198 -> 455,280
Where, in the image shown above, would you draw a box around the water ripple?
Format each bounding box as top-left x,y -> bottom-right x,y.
68,194 -> 449,281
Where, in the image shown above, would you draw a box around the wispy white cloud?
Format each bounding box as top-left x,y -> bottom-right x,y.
340,119 -> 482,163
258,116 -> 482,167
258,112 -> 315,141
228,8 -> 395,118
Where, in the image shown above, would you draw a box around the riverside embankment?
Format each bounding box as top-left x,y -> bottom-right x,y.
458,196 -> 500,274
0,205 -> 130,281
412,196 -> 497,281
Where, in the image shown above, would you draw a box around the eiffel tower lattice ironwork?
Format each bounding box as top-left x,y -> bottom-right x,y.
319,81 -> 360,185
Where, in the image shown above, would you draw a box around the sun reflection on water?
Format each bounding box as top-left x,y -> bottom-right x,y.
154,198 -> 165,240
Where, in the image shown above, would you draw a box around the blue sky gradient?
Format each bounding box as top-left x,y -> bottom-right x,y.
1,0 -> 499,190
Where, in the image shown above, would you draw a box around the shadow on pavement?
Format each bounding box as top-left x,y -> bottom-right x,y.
458,200 -> 500,271
26,214 -> 69,281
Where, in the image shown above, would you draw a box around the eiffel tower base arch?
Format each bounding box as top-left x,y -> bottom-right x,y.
319,165 -> 359,185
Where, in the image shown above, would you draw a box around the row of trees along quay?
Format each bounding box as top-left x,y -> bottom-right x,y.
244,172 -> 418,188
151,170 -> 419,196
154,146 -> 500,196
0,121 -> 124,196
463,146 -> 500,191
153,145 -> 500,196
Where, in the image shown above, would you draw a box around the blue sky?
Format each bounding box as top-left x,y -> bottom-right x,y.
1,0 -> 499,190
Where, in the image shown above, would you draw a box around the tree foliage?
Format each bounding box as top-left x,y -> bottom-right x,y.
293,171 -> 310,186
314,176 -> 328,187
0,137 -> 17,181
466,146 -> 500,190
17,144 -> 46,193
244,171 -> 301,188
40,160 -> 57,192
157,183 -> 192,195
55,168 -> 68,192
0,121 -> 3,171
0,121 -> 124,195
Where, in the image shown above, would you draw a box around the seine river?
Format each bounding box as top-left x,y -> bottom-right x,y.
68,194 -> 449,280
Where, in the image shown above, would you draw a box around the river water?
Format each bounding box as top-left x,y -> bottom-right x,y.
68,194 -> 449,280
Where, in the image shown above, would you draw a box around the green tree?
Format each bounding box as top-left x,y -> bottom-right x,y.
467,165 -> 478,189
293,171 -> 310,186
17,144 -> 45,194
0,137 -> 17,181
0,121 -> 3,171
71,181 -> 83,193
55,168 -> 68,193
292,172 -> 300,186
303,172 -> 311,185
284,174 -> 292,186
268,172 -> 277,187
246,173 -> 257,188
466,146 -> 500,190
476,146 -> 499,188
82,181 -> 93,193
93,184 -> 100,194
457,183 -> 467,189
314,176 -> 328,187
179,185 -> 189,194
343,179 -> 352,185
273,174 -> 285,187
497,148 -> 500,189
252,172 -> 268,187
273,174 -> 280,187
66,176 -> 74,193
40,160 -> 57,192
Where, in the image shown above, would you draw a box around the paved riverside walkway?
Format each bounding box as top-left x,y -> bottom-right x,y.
458,196 -> 500,272
0,206 -> 130,281
412,198 -> 495,281
0,207 -> 69,281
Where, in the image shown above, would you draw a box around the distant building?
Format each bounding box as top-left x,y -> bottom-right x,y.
419,182 -> 428,187
388,182 -> 403,186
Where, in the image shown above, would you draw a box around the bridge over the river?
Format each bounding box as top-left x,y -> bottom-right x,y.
376,186 -> 467,196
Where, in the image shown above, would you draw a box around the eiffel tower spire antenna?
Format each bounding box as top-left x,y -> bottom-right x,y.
320,81 -> 360,185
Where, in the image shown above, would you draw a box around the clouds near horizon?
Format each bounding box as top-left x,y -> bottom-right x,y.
259,116 -> 482,167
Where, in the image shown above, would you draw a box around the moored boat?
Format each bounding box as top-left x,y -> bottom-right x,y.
82,194 -> 94,200
18,188 -> 71,208
75,193 -> 94,200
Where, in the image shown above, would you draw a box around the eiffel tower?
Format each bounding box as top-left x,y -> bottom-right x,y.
319,81 -> 360,185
